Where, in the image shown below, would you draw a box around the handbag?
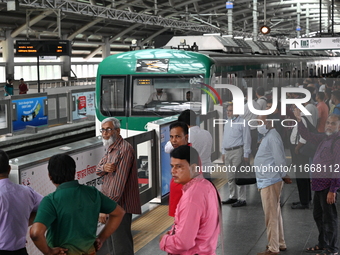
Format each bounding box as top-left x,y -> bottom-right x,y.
235,160 -> 256,185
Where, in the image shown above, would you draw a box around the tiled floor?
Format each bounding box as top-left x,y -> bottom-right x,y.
134,150 -> 340,255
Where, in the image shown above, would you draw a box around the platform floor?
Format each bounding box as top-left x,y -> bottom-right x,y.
133,154 -> 340,255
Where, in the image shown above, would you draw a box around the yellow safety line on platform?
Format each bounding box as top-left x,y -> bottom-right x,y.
132,205 -> 173,253
132,178 -> 228,253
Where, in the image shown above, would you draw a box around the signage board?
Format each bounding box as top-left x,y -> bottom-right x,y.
289,37 -> 340,50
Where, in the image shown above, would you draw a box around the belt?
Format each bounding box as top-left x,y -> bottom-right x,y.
0,248 -> 27,255
224,145 -> 243,151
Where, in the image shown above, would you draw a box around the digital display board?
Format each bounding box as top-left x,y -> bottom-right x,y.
136,59 -> 169,72
137,79 -> 153,85
15,40 -> 71,57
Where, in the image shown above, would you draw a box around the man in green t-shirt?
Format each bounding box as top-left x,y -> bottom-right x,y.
30,154 -> 125,255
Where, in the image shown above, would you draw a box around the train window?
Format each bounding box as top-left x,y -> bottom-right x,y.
297,70 -> 301,78
100,76 -> 125,116
131,75 -> 203,116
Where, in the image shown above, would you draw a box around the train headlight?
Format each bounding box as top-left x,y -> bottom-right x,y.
260,25 -> 270,35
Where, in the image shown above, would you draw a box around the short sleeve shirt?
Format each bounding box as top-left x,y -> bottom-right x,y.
34,180 -> 117,255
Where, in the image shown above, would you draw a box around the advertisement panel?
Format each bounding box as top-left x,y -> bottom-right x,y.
12,97 -> 48,131
72,91 -> 96,120
20,146 -> 105,255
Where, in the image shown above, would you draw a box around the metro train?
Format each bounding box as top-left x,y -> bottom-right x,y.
95,47 -> 337,136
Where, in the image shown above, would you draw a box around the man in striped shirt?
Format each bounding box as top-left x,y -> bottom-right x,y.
96,117 -> 141,255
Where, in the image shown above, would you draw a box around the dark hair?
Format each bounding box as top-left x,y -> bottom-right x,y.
317,92 -> 325,101
169,121 -> 188,135
48,154 -> 76,184
256,87 -> 265,96
170,145 -> 199,165
178,109 -> 196,126
328,113 -> 340,122
332,90 -> 340,102
306,86 -> 315,94
0,150 -> 9,174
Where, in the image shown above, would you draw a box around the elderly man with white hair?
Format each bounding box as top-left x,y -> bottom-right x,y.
96,117 -> 141,255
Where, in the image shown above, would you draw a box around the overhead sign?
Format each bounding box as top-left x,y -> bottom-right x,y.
289,37 -> 340,50
15,40 -> 71,56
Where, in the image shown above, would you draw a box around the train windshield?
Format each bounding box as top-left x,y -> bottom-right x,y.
101,76 -> 126,116
131,75 -> 204,116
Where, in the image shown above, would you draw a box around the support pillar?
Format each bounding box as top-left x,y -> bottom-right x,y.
102,37 -> 111,59
2,30 -> 14,80
297,2 -> 301,38
306,6 -> 310,37
60,35 -> 71,79
228,8 -> 233,35
253,0 -> 258,41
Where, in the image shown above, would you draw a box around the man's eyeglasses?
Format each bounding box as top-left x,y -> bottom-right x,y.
100,128 -> 114,133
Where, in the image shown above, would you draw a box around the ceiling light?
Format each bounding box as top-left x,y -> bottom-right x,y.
260,25 -> 271,35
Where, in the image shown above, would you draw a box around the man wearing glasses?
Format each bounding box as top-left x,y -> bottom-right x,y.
96,117 -> 141,255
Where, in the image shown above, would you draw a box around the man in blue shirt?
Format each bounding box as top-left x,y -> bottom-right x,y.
255,116 -> 292,255
221,103 -> 251,207
331,90 -> 340,115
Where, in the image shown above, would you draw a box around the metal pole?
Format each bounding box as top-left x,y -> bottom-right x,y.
332,0 -> 334,36
264,0 -> 266,25
253,0 -> 258,41
306,6 -> 310,36
228,8 -> 233,35
320,0 -> 322,36
297,2 -> 301,38
37,56 -> 40,93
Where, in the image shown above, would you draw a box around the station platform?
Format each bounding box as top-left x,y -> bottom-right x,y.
0,120 -> 95,158
131,154 -> 340,255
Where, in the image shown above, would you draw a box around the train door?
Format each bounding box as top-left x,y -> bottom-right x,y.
256,70 -> 264,90
266,73 -> 275,90
277,68 -> 283,87
220,73 -> 236,101
98,76 -> 128,136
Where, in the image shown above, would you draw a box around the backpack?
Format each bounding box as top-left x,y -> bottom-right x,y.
298,116 -> 319,158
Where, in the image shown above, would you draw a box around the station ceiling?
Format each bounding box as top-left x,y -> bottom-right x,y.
0,0 -> 339,59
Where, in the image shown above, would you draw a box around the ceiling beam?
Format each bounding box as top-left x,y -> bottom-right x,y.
11,10 -> 54,38
67,18 -> 104,40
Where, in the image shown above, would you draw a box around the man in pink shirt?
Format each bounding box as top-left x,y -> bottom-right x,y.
159,145 -> 220,254
316,92 -> 329,133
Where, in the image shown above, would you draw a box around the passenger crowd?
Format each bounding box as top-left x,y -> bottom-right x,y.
1,74 -> 340,255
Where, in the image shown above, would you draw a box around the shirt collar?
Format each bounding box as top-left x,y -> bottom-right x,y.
57,180 -> 80,190
182,174 -> 204,192
325,131 -> 340,140
0,178 -> 10,184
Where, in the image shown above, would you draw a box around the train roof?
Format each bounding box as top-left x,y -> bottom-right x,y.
97,49 -> 215,75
